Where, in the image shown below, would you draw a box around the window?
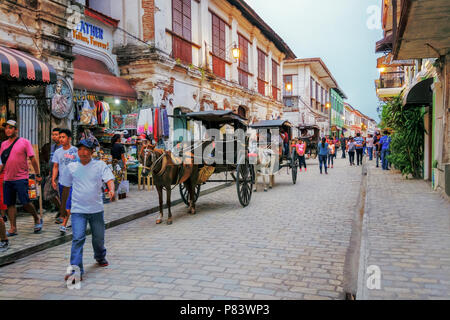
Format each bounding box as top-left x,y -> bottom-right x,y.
283,75 -> 292,96
272,60 -> 279,100
284,97 -> 293,107
257,49 -> 266,95
238,34 -> 249,88
315,82 -> 319,109
211,13 -> 226,78
172,0 -> 192,64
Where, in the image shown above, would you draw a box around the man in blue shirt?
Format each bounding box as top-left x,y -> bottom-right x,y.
354,133 -> 364,166
379,130 -> 391,170
61,139 -> 115,282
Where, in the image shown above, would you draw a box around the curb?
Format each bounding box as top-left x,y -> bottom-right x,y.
343,158 -> 368,299
0,183 -> 232,267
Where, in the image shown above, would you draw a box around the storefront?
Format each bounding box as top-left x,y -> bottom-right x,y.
70,9 -> 141,184
0,45 -> 58,172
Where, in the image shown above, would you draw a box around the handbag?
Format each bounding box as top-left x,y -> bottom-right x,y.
0,138 -> 20,167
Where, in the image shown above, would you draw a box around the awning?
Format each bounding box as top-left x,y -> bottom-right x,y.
402,78 -> 433,107
250,119 -> 293,129
73,54 -> 137,99
0,45 -> 57,83
375,33 -> 393,53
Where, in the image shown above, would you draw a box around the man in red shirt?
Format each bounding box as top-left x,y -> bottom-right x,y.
0,120 -> 42,236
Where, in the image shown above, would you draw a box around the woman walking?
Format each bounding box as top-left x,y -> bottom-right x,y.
318,137 -> 329,174
347,137 -> 356,166
327,140 -> 335,168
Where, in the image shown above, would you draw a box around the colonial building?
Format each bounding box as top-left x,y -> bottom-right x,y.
0,0 -> 74,172
282,58 -> 344,137
102,0 -> 296,143
375,0 -> 450,195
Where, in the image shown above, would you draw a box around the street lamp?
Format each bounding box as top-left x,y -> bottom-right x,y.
231,44 -> 240,60
378,67 -> 386,73
285,82 -> 292,92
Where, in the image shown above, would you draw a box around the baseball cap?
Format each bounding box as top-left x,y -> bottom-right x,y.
76,139 -> 94,150
2,120 -> 17,128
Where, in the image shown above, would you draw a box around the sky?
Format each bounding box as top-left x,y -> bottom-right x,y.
245,0 -> 384,121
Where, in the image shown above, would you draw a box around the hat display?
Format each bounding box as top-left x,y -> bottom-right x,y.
2,120 -> 17,128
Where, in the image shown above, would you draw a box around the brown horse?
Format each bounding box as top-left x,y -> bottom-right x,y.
139,144 -> 200,225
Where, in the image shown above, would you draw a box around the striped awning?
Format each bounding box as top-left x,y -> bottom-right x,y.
0,45 -> 57,83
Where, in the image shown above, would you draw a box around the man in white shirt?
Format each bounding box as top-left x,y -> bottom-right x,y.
366,134 -> 374,161
61,139 -> 115,281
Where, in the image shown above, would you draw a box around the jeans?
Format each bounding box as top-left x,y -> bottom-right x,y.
70,211 -> 107,275
381,149 -> 390,170
328,154 -> 334,166
356,149 -> 363,165
368,147 -> 373,161
341,146 -> 346,158
298,155 -> 306,169
348,151 -> 355,165
319,155 -> 328,173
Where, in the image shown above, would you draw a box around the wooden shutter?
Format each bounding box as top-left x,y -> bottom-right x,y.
272,60 -> 278,100
238,34 -> 249,88
212,13 -> 226,78
172,0 -> 192,64
257,49 -> 266,95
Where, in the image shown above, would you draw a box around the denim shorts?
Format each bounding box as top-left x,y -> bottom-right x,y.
3,179 -> 30,206
58,184 -> 72,210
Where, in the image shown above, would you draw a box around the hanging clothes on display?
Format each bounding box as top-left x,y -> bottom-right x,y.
95,101 -> 104,125
137,108 -> 153,135
101,102 -> 110,126
80,99 -> 93,125
153,108 -> 159,142
162,108 -> 170,138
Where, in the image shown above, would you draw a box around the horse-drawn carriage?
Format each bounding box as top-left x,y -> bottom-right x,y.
139,110 -> 255,224
250,119 -> 299,185
180,110 -> 255,207
298,124 -> 321,159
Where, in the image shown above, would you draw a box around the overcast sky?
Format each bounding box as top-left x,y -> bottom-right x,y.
245,0 -> 383,121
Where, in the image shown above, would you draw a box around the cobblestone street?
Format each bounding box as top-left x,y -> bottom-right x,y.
0,157 -> 362,300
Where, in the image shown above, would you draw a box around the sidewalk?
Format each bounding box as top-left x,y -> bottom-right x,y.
357,160 -> 450,299
0,174 -> 230,266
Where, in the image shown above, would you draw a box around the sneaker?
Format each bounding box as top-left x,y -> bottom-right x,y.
55,217 -> 63,224
64,273 -> 83,283
96,259 -> 109,267
0,241 -> 9,253
59,225 -> 67,235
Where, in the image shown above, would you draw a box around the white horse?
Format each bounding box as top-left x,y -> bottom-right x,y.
253,146 -> 277,192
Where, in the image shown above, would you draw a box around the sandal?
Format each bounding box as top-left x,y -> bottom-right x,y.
34,219 -> 43,234
6,231 -> 18,237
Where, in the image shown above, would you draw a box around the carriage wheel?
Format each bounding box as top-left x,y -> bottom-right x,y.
179,184 -> 201,206
291,151 -> 298,184
236,162 -> 253,207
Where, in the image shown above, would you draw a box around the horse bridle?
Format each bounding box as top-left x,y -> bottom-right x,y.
142,147 -> 166,176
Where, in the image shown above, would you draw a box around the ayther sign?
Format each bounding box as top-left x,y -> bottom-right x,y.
71,18 -> 112,53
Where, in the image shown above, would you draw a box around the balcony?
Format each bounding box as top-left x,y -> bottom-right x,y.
376,71 -> 405,100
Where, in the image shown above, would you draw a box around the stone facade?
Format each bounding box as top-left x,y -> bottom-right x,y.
112,0 -> 295,142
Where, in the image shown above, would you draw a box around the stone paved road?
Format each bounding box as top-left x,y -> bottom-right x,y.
0,157 -> 362,300
0,175 -> 227,264
357,160 -> 450,300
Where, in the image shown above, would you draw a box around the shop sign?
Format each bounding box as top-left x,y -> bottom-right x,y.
46,76 -> 73,119
71,18 -> 112,53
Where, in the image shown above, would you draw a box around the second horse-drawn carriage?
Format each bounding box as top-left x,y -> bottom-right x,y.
298,124 -> 321,159
250,119 -> 299,185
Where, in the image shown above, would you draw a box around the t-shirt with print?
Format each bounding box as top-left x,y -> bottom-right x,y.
295,143 -> 306,156
347,141 -> 356,152
366,137 -> 374,148
354,137 -> 364,149
65,159 -> 115,214
328,144 -> 335,155
52,146 -> 79,187
0,138 -> 34,182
